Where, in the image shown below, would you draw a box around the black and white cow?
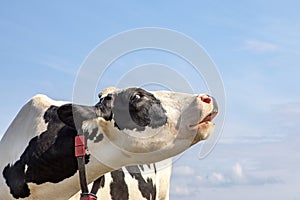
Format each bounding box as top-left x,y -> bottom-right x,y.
0,87 -> 218,199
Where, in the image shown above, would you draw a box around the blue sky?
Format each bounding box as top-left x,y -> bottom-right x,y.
1,1 -> 300,199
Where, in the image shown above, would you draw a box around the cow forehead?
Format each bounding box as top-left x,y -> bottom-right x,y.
152,90 -> 196,105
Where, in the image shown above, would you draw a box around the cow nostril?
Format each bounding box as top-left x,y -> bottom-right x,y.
200,95 -> 211,104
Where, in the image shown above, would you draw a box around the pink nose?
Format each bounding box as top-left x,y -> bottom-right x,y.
199,95 -> 211,104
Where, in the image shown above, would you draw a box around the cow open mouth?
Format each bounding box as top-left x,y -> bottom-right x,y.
200,111 -> 218,124
188,110 -> 218,143
189,111 -> 218,129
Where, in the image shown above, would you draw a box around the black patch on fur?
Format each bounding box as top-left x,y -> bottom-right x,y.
100,175 -> 105,188
94,133 -> 104,143
84,127 -> 103,143
57,104 -> 98,129
44,105 -> 60,123
139,165 -> 145,171
111,88 -> 167,131
110,169 -> 129,200
3,161 -> 30,199
138,164 -> 156,173
153,164 -> 157,174
85,127 -> 98,140
125,165 -> 156,200
2,105 -> 90,199
95,93 -> 114,121
84,127 -> 104,143
58,104 -> 107,143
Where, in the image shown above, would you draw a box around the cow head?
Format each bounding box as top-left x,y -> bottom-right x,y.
57,87 -> 218,167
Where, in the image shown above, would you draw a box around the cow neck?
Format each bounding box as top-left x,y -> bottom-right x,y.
75,130 -> 103,200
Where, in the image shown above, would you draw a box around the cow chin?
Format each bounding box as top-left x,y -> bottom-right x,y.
190,121 -> 215,145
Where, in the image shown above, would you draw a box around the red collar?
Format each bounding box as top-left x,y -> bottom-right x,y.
75,135 -> 103,200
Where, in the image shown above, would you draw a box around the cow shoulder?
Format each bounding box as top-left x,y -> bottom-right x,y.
2,96 -> 87,199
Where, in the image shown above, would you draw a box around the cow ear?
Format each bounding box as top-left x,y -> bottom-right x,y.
57,104 -> 97,128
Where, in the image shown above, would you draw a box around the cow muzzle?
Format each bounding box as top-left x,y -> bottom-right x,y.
188,94 -> 218,144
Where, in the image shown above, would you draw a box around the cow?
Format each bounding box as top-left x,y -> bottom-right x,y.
0,87 -> 218,199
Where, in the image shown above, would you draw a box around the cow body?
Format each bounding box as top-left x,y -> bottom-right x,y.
0,87 -> 218,199
70,161 -> 172,200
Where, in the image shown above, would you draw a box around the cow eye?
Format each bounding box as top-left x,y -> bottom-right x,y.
132,94 -> 141,101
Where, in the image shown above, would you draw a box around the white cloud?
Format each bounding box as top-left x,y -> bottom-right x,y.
272,103 -> 300,118
207,172 -> 232,185
196,162 -> 281,187
172,185 -> 192,196
220,135 -> 284,145
233,163 -> 243,178
173,165 -> 195,176
244,39 -> 279,53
